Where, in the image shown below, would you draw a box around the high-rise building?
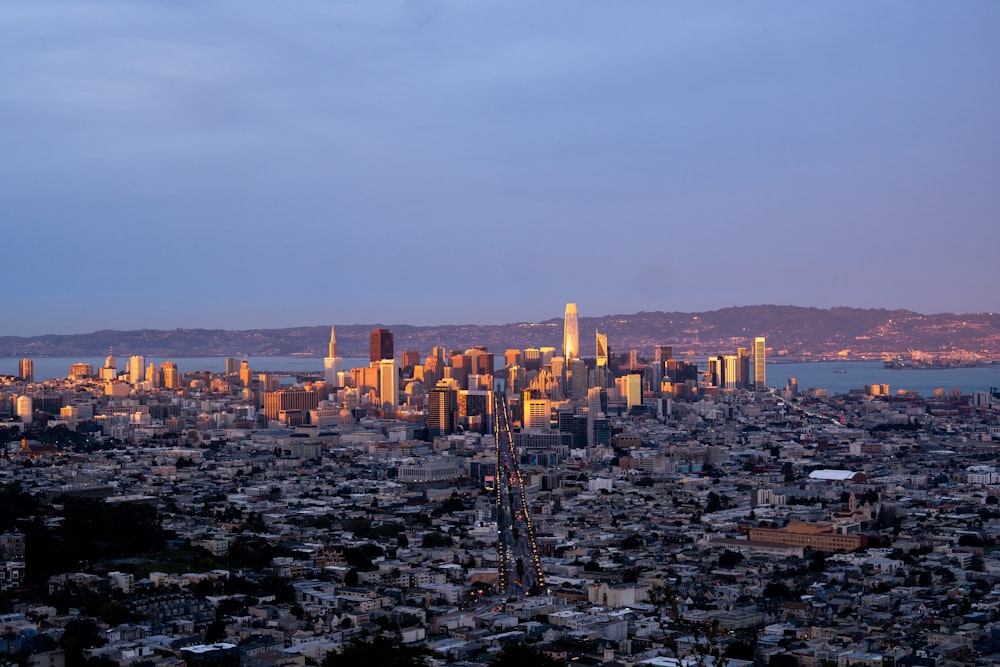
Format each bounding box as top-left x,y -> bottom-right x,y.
240,360 -> 252,387
737,347 -> 751,389
468,346 -> 494,376
323,326 -> 343,387
458,389 -> 491,433
100,350 -> 118,381
723,354 -> 739,390
161,362 -> 180,390
523,396 -> 551,429
146,362 -> 161,388
18,359 -> 33,383
596,331 -> 608,367
225,357 -> 240,375
427,381 -> 458,437
754,336 -> 767,390
618,373 -> 642,409
401,349 -> 421,369
370,328 -> 394,363
563,303 -> 579,360
128,355 -> 145,385
16,396 -> 32,422
523,348 -> 540,371
569,358 -> 587,400
707,356 -> 722,387
379,358 -> 398,413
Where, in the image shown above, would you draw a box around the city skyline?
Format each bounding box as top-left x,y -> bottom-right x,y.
3,2 -> 999,337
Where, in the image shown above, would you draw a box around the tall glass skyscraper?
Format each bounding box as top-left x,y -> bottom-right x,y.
563,303 -> 579,360
595,330 -> 608,367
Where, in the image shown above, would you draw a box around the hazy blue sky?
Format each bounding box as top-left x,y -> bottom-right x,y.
3,1 -> 998,336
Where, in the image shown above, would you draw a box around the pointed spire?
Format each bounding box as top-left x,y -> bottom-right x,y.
329,325 -> 337,358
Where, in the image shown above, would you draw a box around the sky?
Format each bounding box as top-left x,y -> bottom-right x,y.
2,1 -> 998,336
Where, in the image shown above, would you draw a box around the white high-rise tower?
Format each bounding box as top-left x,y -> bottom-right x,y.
323,325 -> 343,387
129,355 -> 145,385
563,303 -> 579,360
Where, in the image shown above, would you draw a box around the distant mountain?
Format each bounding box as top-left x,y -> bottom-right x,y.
1,306 -> 998,361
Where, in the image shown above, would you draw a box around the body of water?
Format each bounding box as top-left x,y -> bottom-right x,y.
2,357 -> 998,397
768,360 -> 1000,396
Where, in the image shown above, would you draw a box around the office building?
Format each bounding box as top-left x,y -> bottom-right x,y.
754,336 -> 766,390
723,354 -> 739,390
128,355 -> 145,385
458,389 -> 491,433
707,356 -> 722,387
370,328 -> 394,363
379,358 -> 398,413
468,346 -> 494,376
569,358 -> 587,399
523,396 -> 551,429
68,363 -> 94,379
225,357 -> 240,375
100,350 -> 118,381
595,331 -> 608,367
563,302 -> 579,360
737,347 -> 751,389
18,359 -> 33,383
352,366 -> 379,394
427,381 -> 458,437
522,348 -> 540,371
16,396 -> 32,422
401,349 -> 421,369
263,387 -> 320,420
654,346 -> 673,364
161,362 -> 180,390
618,374 -> 642,409
146,362 -> 161,388
240,360 -> 252,387
449,353 -> 472,389
323,325 -> 343,387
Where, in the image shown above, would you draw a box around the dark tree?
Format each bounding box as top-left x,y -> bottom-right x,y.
718,550 -> 744,568
60,619 -> 106,667
421,531 -> 453,548
204,619 -> 227,644
723,640 -> 756,661
762,582 -> 794,600
705,492 -> 722,514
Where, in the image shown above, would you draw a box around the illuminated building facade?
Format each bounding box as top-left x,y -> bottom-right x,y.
563,302 -> 579,360
323,325 -> 343,387
595,331 -> 608,367
754,336 -> 766,390
427,381 -> 458,437
128,355 -> 145,385
379,358 -> 398,412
